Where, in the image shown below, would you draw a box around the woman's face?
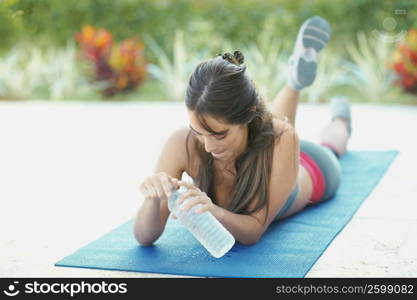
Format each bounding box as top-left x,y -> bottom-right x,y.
188,110 -> 248,162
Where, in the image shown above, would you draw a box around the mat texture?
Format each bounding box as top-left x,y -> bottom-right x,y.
55,150 -> 399,277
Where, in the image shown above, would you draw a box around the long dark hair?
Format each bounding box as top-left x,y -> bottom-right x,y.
185,51 -> 288,223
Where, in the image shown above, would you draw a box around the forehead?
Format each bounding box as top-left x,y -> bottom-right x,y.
187,110 -> 230,132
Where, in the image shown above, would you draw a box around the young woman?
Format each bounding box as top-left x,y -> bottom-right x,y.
134,16 -> 352,245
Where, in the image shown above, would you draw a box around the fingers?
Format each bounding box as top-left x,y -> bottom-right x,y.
180,196 -> 205,212
139,172 -> 181,201
152,176 -> 167,200
159,173 -> 176,196
194,205 -> 209,214
140,185 -> 151,200
176,189 -> 200,206
139,180 -> 158,201
169,177 -> 180,190
177,180 -> 198,190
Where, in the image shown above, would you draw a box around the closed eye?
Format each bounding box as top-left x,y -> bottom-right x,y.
189,125 -> 228,140
192,131 -> 226,140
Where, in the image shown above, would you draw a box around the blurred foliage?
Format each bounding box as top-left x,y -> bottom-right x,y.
1,0 -> 417,103
0,0 -> 24,53
242,15 -> 288,102
146,29 -> 208,101
75,25 -> 148,97
4,0 -> 417,60
345,32 -> 397,103
392,28 -> 417,95
0,41 -> 102,100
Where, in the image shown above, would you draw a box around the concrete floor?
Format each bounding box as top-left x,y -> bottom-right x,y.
0,100 -> 416,277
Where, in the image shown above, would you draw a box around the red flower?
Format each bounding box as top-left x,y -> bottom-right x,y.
402,75 -> 416,88
393,62 -> 406,75
75,25 -> 147,97
391,28 -> 417,95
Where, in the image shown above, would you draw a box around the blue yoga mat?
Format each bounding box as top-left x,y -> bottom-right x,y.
56,150 -> 398,277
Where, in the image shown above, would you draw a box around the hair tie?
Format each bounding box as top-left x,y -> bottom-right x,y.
216,50 -> 244,66
233,50 -> 244,65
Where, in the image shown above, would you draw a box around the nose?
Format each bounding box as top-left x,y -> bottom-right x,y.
203,136 -> 220,153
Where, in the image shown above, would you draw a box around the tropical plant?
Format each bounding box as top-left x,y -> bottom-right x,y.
146,16 -> 288,103
392,28 -> 417,95
345,31 -> 396,103
241,16 -> 288,103
0,45 -> 35,99
75,25 -> 147,97
146,29 -> 209,101
37,43 -> 103,100
108,37 -> 148,93
0,42 -> 99,100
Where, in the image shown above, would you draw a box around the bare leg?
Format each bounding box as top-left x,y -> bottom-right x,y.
270,84 -> 300,127
319,117 -> 350,157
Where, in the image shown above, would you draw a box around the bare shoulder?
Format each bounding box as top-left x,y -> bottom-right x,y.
155,126 -> 191,178
167,126 -> 191,150
272,117 -> 298,146
270,117 -> 300,179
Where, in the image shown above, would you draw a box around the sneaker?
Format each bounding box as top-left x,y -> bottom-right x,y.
330,96 -> 352,136
288,16 -> 331,90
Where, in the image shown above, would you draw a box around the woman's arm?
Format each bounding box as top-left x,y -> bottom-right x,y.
211,205 -> 265,245
134,192 -> 168,246
133,127 -> 189,245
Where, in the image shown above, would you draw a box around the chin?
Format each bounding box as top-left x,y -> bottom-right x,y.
212,151 -> 227,160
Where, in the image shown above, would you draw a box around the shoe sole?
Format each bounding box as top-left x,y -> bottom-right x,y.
292,16 -> 331,87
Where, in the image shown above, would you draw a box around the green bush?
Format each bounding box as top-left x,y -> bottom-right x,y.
2,0 -> 417,102
6,0 -> 417,62
0,0 -> 23,53
0,42 -> 102,100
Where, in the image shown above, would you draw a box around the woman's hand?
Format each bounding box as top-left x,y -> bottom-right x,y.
175,181 -> 216,215
139,172 -> 179,203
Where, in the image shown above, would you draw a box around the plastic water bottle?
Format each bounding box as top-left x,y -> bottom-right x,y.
168,186 -> 235,258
